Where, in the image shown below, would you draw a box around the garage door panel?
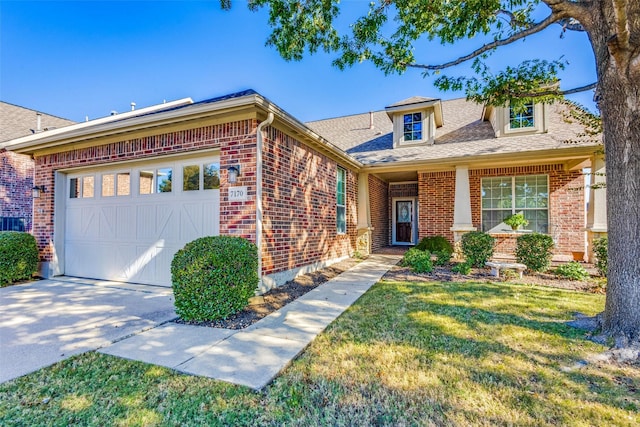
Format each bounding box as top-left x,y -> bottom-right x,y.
64,156 -> 220,287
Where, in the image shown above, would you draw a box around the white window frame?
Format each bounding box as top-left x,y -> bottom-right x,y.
481,175 -> 549,233
336,167 -> 347,235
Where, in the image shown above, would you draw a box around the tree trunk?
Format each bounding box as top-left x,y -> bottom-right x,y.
589,2 -> 640,345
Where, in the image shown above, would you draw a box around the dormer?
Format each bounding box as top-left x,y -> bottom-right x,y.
483,101 -> 549,138
385,96 -> 444,148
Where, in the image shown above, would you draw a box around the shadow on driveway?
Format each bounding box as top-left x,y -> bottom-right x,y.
0,277 -> 176,383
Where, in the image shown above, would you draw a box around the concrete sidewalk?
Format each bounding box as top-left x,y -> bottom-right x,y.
100,254 -> 401,390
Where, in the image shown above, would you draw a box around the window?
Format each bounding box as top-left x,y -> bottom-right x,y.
403,112 -> 423,141
102,174 -> 115,197
203,163 -> 220,190
481,175 -> 548,233
183,165 -> 200,191
116,172 -> 130,196
509,103 -> 535,129
157,168 -> 172,193
336,167 -> 346,234
69,176 -> 94,199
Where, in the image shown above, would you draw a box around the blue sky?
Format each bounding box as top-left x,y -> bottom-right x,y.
1,1 -> 597,124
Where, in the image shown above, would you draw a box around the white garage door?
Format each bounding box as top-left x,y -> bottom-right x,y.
64,155 -> 220,286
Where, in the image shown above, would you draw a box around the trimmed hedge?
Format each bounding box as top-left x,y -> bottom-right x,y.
402,248 -> 433,273
171,236 -> 259,321
516,233 -> 554,272
0,231 -> 39,286
415,236 -> 454,255
461,231 -> 495,268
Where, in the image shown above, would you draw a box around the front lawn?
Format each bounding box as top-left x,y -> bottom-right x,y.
1,280 -> 638,426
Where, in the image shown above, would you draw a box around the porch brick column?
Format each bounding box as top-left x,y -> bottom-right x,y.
356,172 -> 372,255
586,154 -> 607,262
450,165 -> 477,247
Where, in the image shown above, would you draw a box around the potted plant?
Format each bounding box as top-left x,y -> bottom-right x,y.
504,213 -> 529,231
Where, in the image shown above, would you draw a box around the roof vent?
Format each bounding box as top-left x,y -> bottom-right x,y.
110,110 -> 118,116
131,102 -> 136,111
369,111 -> 374,129
36,113 -> 42,133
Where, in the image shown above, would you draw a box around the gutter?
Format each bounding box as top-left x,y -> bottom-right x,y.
256,112 -> 274,286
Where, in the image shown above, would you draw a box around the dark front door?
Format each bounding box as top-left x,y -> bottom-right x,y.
395,200 -> 413,243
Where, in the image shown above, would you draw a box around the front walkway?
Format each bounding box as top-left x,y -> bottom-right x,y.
100,254 -> 401,390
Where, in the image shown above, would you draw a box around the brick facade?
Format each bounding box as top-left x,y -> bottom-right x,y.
411,164 -> 585,256
369,174 -> 389,251
0,150 -> 34,231
417,171 -> 456,242
261,127 -> 356,276
32,120 -> 256,261
469,164 -> 585,256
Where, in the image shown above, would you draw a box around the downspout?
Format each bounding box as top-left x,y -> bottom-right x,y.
256,112 -> 274,289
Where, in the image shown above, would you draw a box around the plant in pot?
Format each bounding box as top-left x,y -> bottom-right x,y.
504,213 -> 529,231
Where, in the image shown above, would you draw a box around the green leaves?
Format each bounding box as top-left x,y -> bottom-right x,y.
0,231 -> 39,286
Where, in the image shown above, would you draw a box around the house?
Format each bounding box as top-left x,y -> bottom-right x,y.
1,90 -> 605,291
0,102 -> 75,232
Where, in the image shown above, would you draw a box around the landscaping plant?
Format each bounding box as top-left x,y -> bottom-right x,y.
592,237 -> 608,277
402,248 -> 433,273
555,262 -> 590,281
433,250 -> 452,267
516,233 -> 555,272
503,213 -> 529,231
171,236 -> 259,321
460,231 -> 495,268
0,231 -> 38,286
451,261 -> 472,275
414,235 -> 454,255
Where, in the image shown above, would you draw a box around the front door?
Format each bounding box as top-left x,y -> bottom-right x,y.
394,200 -> 414,244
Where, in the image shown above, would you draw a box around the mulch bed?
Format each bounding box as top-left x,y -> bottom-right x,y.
176,255 -> 605,331
382,262 -> 606,293
175,258 -> 361,330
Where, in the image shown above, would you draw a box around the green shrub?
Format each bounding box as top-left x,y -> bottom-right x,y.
171,236 -> 259,321
433,250 -> 452,266
461,231 -> 495,268
451,261 -> 472,275
415,236 -> 454,255
516,233 -> 554,272
0,231 -> 39,286
403,248 -> 433,273
592,237 -> 608,277
555,262 -> 590,281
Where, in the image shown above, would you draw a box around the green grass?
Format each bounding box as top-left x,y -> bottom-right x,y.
1,280 -> 638,426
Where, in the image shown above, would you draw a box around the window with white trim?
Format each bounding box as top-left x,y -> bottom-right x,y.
336,167 -> 346,234
508,103 -> 535,129
403,112 -> 423,141
481,175 -> 549,233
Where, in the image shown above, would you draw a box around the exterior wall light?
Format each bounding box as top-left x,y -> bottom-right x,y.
227,165 -> 241,184
32,185 -> 46,198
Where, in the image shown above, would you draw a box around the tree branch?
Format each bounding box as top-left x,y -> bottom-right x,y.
405,14 -> 562,71
513,82 -> 597,98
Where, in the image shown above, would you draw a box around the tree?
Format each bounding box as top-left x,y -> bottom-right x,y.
230,0 -> 639,349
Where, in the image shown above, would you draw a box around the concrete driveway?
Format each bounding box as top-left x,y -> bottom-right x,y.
0,277 -> 176,383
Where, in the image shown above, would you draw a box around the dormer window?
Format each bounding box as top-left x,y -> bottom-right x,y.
403,113 -> 423,141
509,103 -> 535,129
386,96 -> 443,148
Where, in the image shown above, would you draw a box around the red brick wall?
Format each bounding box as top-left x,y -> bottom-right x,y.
32,120 -> 257,261
469,164 -> 585,255
0,150 -> 34,231
389,182 -> 418,198
417,171 -> 456,242
261,127 -> 356,276
369,174 -> 389,251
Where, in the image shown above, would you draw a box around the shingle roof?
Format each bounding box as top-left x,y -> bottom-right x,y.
306,98 -> 599,165
0,102 -> 75,142
386,96 -> 440,108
